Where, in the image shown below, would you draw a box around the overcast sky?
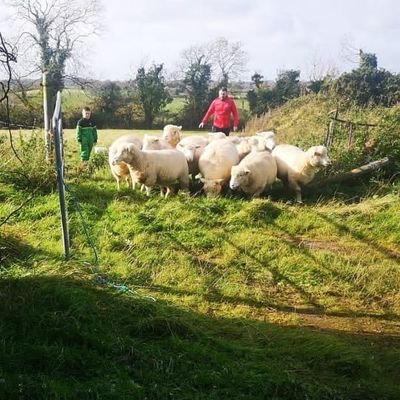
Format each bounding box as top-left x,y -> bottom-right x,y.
1,0 -> 399,81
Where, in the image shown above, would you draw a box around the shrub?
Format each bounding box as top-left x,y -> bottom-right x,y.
371,109 -> 400,175
0,131 -> 55,193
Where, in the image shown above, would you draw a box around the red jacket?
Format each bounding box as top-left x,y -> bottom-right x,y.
202,96 -> 239,129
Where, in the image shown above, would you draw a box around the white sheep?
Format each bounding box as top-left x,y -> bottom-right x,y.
198,138 -> 239,197
272,144 -> 331,203
255,131 -> 276,151
109,142 -> 189,198
235,138 -> 253,161
112,134 -> 143,149
234,135 -> 273,161
229,151 -> 277,198
108,135 -> 143,190
226,135 -> 243,144
176,135 -> 209,179
207,131 -> 227,141
142,134 -> 173,150
162,124 -> 182,148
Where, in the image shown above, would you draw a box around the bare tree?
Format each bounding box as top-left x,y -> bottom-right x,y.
305,53 -> 339,82
179,37 -> 247,87
209,37 -> 247,86
0,32 -> 17,103
9,0 -> 101,123
179,43 -> 214,76
339,35 -> 360,67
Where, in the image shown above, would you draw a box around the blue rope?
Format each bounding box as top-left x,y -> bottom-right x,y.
63,178 -> 156,302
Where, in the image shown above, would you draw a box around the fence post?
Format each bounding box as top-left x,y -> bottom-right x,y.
52,91 -> 70,260
42,71 -> 50,161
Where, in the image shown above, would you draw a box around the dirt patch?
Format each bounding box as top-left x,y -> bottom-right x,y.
282,236 -> 344,252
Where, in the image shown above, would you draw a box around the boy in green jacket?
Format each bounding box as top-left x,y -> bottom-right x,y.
76,106 -> 98,169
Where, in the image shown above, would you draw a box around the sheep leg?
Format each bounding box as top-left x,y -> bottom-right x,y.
164,187 -> 172,198
295,190 -> 303,203
126,175 -> 134,190
288,180 -> 303,203
179,176 -> 189,192
252,187 -> 264,198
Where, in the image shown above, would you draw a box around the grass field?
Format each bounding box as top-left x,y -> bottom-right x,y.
1,129 -> 399,399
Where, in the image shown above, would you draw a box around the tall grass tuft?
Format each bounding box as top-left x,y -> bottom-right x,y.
0,131 -> 55,193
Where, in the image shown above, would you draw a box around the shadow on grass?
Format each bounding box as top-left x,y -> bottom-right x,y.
313,209 -> 400,263
269,177 -> 395,205
1,274 -> 399,400
0,231 -> 61,270
152,209 -> 399,323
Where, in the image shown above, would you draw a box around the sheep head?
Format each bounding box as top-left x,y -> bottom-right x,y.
229,166 -> 251,190
200,177 -> 225,197
307,145 -> 331,168
162,124 -> 182,147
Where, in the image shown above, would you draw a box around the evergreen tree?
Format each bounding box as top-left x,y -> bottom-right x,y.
181,57 -> 212,128
134,64 -> 172,128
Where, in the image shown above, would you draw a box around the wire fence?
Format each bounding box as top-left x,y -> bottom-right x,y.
0,74 -> 156,300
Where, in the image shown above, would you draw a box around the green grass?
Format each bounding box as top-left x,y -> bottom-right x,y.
1,131 -> 400,399
164,97 -> 186,114
245,93 -> 400,142
61,88 -> 94,109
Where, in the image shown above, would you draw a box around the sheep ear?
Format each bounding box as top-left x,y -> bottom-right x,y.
178,126 -> 182,130
199,178 -> 206,183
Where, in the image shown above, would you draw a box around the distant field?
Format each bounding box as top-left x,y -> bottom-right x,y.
16,88 -> 248,118
62,128 -> 203,148
164,96 -> 186,113
164,96 -> 249,113
61,87 -> 94,109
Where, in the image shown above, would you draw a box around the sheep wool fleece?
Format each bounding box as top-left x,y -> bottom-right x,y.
76,118 -> 98,161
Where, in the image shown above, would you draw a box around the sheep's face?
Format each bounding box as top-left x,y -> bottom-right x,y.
109,147 -> 126,165
162,125 -> 182,146
200,178 -> 224,197
109,144 -> 136,165
229,166 -> 250,190
308,146 -> 331,168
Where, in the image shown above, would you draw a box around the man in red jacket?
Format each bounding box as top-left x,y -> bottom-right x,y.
199,87 -> 239,136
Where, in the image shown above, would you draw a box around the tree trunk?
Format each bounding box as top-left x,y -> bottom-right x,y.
307,158 -> 390,188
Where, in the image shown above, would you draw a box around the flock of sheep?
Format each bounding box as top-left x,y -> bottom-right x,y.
106,124 -> 331,203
